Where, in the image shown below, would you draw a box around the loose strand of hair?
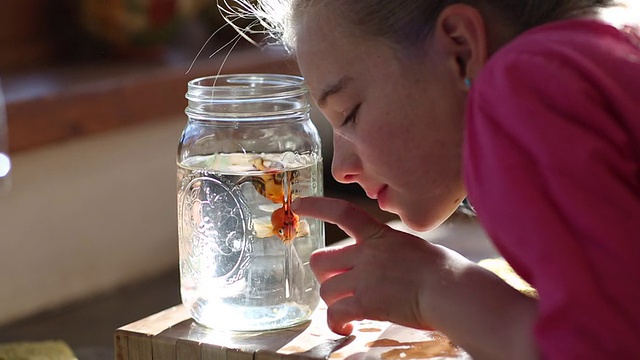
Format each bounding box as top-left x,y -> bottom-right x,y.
218,0 -> 294,49
186,17 -> 243,75
218,0 -> 277,45
212,29 -> 249,89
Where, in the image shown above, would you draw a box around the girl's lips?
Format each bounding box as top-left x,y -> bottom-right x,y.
365,185 -> 386,200
376,185 -> 389,207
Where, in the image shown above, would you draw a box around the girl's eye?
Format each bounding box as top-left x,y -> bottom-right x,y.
342,103 -> 361,127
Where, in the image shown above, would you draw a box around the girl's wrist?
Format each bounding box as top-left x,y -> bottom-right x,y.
416,248 -> 539,359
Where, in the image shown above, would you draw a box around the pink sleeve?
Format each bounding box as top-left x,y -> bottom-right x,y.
464,52 -> 640,359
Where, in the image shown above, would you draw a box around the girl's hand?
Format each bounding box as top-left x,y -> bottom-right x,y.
293,196 -> 540,359
293,196 -> 464,335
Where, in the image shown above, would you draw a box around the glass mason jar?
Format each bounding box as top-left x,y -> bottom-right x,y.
177,74 -> 324,331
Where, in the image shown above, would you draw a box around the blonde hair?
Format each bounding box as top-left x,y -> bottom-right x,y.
217,0 -> 308,50
221,0 -> 617,51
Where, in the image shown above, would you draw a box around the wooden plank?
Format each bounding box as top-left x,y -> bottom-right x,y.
254,349 -> 283,360
114,329 -> 130,360
126,332 -> 154,360
117,290 -> 478,360
116,306 -> 473,360
153,319 -> 201,360
200,346 -> 227,360
151,332 -> 178,360
119,305 -> 190,335
200,343 -> 227,360
116,305 -> 188,360
176,338 -> 202,360
201,345 -> 226,360
225,347 -> 254,360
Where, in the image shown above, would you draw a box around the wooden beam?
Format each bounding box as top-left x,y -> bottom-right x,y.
4,47 -> 299,153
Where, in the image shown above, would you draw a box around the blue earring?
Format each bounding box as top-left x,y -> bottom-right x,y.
464,78 -> 472,88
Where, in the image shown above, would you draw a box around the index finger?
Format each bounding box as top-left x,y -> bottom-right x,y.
292,196 -> 387,242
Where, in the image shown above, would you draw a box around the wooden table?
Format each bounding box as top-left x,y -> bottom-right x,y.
115,215 -> 497,360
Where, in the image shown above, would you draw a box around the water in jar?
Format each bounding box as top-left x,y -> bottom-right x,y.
177,152 -> 323,331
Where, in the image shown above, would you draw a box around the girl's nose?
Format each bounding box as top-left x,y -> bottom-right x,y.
331,132 -> 361,184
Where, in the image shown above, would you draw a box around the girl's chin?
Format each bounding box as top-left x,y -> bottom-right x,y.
378,190 -> 457,231
398,214 -> 440,232
394,203 -> 456,232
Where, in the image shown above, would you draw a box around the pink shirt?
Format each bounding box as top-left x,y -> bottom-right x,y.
464,19 -> 640,358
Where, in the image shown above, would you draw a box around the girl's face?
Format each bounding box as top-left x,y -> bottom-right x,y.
295,11 -> 468,231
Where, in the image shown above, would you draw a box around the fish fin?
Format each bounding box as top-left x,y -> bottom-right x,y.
254,221 -> 274,238
252,157 -> 266,170
296,220 -> 310,238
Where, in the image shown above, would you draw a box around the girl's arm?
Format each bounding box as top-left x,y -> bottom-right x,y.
293,196 -> 540,360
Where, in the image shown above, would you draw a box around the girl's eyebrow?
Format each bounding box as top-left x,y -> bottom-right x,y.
317,76 -> 353,108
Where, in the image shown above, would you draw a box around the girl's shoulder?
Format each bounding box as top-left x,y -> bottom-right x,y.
479,18 -> 640,97
496,18 -> 639,61
620,24 -> 640,48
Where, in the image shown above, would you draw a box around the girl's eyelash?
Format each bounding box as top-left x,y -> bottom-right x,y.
342,104 -> 361,126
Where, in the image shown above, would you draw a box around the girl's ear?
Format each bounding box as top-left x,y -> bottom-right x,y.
431,4 -> 488,88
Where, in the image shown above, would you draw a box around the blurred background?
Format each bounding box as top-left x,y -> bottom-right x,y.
5,0 -> 632,357
0,0 -> 380,357
1,0 -> 253,71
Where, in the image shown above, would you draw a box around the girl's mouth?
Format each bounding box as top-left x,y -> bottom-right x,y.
376,185 -> 389,207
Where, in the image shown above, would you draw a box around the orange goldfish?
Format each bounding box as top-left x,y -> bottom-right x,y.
249,157 -> 307,243
249,158 -> 293,204
254,205 -> 310,243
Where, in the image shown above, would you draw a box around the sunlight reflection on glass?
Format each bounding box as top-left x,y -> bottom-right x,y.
0,79 -> 11,194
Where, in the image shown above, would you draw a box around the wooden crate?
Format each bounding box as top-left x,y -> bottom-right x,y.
115,304 -> 470,360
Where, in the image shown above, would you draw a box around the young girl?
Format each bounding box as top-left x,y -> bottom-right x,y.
230,1 -> 640,358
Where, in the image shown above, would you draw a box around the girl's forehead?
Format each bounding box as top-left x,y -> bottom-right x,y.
295,14 -> 349,74
294,6 -> 418,102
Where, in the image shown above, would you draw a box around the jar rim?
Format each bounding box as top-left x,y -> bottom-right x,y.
186,74 -> 307,101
